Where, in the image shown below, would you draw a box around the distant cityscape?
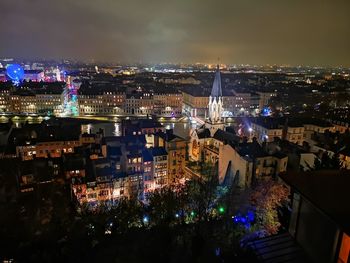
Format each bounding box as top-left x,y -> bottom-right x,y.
1,58 -> 350,262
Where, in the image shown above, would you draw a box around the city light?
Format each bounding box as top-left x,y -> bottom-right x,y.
1,1 -> 350,262
6,64 -> 24,84
143,216 -> 149,224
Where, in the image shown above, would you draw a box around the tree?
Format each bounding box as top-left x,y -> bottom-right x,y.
148,186 -> 181,226
250,178 -> 289,235
109,197 -> 144,234
185,164 -> 218,222
330,153 -> 342,169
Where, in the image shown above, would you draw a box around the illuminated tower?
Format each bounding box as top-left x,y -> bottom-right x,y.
62,75 -> 81,116
55,67 -> 61,81
206,65 -> 225,136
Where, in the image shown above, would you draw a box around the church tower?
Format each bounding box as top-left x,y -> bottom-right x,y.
206,65 -> 225,136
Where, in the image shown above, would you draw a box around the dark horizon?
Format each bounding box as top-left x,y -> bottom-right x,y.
1,0 -> 350,67
2,56 -> 350,69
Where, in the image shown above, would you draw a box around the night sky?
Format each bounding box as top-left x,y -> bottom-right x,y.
1,0 -> 350,66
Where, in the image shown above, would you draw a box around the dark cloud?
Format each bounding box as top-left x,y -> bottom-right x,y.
0,0 -> 349,66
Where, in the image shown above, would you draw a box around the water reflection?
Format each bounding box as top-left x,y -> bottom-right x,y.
113,123 -> 121,136
81,121 -> 192,138
3,115 -> 211,139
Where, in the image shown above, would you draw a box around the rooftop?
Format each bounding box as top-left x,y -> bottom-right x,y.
211,65 -> 222,98
151,147 -> 168,157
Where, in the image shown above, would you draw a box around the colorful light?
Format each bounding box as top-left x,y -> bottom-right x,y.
6,64 -> 24,83
262,107 -> 272,116
232,210 -> 255,229
218,206 -> 225,214
143,216 -> 149,224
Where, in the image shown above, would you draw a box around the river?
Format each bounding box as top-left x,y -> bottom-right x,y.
81,121 -> 194,138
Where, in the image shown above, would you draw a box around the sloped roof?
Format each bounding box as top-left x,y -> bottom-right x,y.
197,128 -> 211,139
210,65 -> 222,98
151,147 -> 168,157
142,149 -> 153,162
213,129 -> 240,144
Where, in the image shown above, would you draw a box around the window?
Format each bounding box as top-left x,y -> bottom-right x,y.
87,193 -> 97,199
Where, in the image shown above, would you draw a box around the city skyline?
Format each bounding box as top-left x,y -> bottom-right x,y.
1,0 -> 350,67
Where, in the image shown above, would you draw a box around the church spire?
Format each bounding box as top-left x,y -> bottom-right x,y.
210,65 -> 222,98
208,64 -> 223,126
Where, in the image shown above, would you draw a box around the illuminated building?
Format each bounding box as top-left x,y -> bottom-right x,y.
256,91 -> 277,109
121,119 -> 165,136
218,141 -> 288,187
153,88 -> 183,117
190,65 -> 226,162
16,139 -> 80,161
222,91 -> 260,116
11,90 -> 37,113
9,121 -> 81,160
125,93 -> 153,115
303,119 -> 333,140
0,87 -> 11,112
78,86 -> 126,116
1,82 -> 65,114
158,75 -> 200,85
55,67 -> 61,81
0,69 -> 6,82
142,149 -> 154,200
189,67 -> 288,186
62,74 -> 82,116
23,70 -> 45,82
283,121 -> 305,146
150,147 -> 168,188
182,88 -> 209,117
154,130 -> 187,184
251,119 -> 283,143
35,88 -> 64,115
63,154 -> 86,179
326,108 -> 349,133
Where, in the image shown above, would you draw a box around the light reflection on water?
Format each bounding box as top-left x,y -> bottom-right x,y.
5,116 -> 234,139
81,121 -> 193,138
113,123 -> 121,136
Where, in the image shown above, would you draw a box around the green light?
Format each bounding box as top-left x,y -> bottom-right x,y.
218,207 -> 225,213
190,211 -> 195,216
